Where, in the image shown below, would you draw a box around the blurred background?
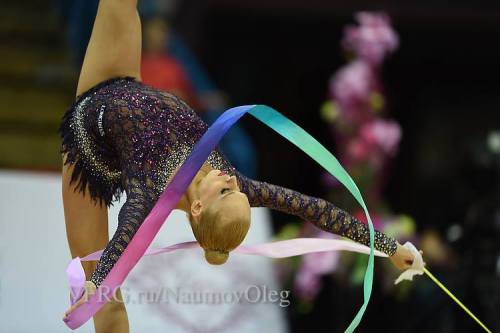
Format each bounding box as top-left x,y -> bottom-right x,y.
1,0 -> 499,332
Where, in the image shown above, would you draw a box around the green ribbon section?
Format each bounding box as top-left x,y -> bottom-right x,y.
249,105 -> 374,332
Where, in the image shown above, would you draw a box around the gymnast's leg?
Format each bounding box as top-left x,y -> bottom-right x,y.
76,0 -> 142,96
62,0 -> 142,332
62,156 -> 129,333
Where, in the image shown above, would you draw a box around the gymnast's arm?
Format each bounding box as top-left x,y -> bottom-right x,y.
235,171 -> 398,257
87,179 -> 158,288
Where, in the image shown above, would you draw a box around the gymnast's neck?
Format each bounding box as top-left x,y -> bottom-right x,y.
175,163 -> 212,213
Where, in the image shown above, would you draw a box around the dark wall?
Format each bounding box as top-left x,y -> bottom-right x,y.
177,3 -> 500,233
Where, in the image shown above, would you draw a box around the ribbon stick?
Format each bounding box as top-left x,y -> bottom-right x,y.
64,105 -> 377,331
423,268 -> 492,333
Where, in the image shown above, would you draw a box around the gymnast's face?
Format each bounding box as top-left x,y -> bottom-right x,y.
192,170 -> 250,220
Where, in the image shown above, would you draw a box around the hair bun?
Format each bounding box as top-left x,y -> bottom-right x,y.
204,248 -> 229,265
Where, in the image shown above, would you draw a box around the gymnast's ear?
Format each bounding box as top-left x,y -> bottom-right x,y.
190,199 -> 203,219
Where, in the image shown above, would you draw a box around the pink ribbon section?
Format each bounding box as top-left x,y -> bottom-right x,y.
75,238 -> 387,264
67,238 -> 387,306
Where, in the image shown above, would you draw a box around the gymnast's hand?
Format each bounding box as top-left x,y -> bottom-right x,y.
62,281 -> 97,321
389,242 -> 423,270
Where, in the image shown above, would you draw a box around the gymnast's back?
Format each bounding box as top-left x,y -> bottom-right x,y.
59,76 -> 235,208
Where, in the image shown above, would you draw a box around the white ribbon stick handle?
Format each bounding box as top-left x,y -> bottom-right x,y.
394,241 -> 425,285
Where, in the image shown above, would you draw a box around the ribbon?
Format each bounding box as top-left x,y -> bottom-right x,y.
71,239 -> 388,264
66,239 -> 389,309
63,105 -> 378,331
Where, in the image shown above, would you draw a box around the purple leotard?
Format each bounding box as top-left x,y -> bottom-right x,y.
59,77 -> 397,287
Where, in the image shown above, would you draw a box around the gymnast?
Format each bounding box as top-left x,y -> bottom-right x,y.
60,0 -> 416,330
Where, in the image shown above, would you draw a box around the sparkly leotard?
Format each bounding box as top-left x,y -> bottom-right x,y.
59,77 -> 397,288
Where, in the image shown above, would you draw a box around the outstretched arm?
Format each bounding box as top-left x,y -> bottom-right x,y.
64,180 -> 157,321
213,149 -> 416,268
235,171 -> 398,256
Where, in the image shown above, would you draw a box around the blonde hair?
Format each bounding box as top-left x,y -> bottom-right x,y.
189,206 -> 250,265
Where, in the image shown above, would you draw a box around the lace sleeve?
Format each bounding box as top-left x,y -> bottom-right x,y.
89,182 -> 158,287
235,171 -> 397,256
